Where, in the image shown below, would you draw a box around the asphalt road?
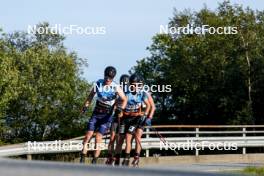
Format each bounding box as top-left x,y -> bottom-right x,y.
145,162 -> 263,173
0,158 -> 240,176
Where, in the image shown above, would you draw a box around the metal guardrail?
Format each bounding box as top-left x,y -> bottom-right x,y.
0,125 -> 264,159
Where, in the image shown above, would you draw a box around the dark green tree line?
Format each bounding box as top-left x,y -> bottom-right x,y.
132,1 -> 264,125
0,23 -> 90,144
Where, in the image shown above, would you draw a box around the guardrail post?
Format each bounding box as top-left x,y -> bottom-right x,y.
195,128 -> 199,156
146,127 -> 150,157
242,127 -> 246,155
27,154 -> 32,160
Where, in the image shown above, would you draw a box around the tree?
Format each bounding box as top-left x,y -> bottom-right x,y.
131,1 -> 264,125
0,23 -> 91,143
0,34 -> 20,143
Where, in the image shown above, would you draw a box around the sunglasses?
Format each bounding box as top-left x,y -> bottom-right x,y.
104,76 -> 113,81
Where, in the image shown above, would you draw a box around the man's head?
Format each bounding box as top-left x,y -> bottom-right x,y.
129,74 -> 144,93
120,74 -> 130,92
104,66 -> 116,85
120,74 -> 130,85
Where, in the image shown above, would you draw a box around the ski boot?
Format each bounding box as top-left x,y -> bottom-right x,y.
113,156 -> 120,166
80,153 -> 86,163
122,158 -> 130,166
91,157 -> 98,164
105,154 -> 113,165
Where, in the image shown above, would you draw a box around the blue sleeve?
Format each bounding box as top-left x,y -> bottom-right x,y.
95,79 -> 103,94
142,91 -> 148,101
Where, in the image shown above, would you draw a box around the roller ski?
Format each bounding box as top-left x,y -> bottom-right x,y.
80,153 -> 86,163
122,158 -> 130,166
131,156 -> 139,167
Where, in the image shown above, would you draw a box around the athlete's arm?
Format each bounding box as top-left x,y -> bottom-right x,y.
85,90 -> 96,106
116,86 -> 127,109
147,93 -> 156,119
81,88 -> 96,113
143,97 -> 150,117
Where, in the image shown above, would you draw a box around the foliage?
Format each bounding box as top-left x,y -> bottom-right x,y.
131,1 -> 264,125
0,23 -> 90,143
243,166 -> 264,176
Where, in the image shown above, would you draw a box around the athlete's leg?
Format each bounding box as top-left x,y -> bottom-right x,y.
114,118 -> 125,155
107,122 -> 117,158
106,129 -> 116,164
82,115 -> 98,154
90,132 -> 103,164
115,134 -> 125,154
135,128 -> 143,154
80,130 -> 94,163
112,134 -> 125,166
108,130 -> 116,152
94,132 -> 103,157
121,132 -> 132,166
125,133 -> 133,153
106,120 -> 117,164
92,116 -> 111,164
82,130 -> 94,154
80,114 -> 98,163
121,117 -> 136,166
112,119 -> 125,166
132,128 -> 143,167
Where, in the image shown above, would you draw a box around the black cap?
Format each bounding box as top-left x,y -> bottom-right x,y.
129,74 -> 143,84
120,74 -> 130,84
104,66 -> 116,79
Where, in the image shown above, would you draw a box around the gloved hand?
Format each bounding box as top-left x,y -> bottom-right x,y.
139,115 -> 147,126
114,107 -> 123,118
145,118 -> 152,126
81,106 -> 88,114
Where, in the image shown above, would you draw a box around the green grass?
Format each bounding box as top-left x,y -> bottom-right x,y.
243,167 -> 264,176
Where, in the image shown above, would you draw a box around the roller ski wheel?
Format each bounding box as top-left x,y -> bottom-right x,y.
105,157 -> 113,165
131,157 -> 139,167
112,157 -> 120,166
